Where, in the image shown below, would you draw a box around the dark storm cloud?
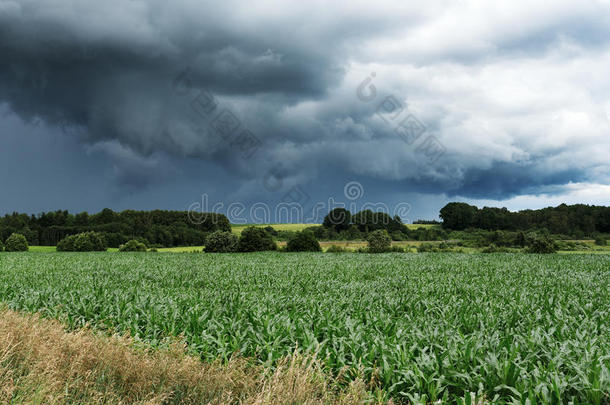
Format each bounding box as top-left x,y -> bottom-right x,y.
1,0 -> 610,210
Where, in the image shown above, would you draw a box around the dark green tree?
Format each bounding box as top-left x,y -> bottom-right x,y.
440,203 -> 478,230
322,208 -> 352,231
286,231 -> 321,252
367,230 -> 391,253
205,231 -> 238,253
237,227 -> 277,252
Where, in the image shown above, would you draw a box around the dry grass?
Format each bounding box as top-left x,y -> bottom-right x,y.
0,309 -> 377,405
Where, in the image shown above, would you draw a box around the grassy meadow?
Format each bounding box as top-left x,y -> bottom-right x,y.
0,252 -> 608,403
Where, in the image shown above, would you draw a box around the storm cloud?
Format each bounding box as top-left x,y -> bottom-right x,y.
1,0 -> 610,218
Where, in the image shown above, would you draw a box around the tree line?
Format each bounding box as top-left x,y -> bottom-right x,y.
0,209 -> 230,247
440,202 -> 610,236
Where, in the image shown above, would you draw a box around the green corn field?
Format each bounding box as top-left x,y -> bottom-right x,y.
0,252 -> 608,403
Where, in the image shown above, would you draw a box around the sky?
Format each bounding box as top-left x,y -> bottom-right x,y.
1,0 -> 610,222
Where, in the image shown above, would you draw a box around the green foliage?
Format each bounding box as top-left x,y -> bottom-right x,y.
320,208 -> 408,240
410,227 -> 448,241
0,239 -> 3,252
0,209 -> 231,247
352,210 -> 404,234
325,245 -> 347,253
263,226 -> 278,236
0,253 -> 607,403
440,202 -> 610,236
204,231 -> 238,253
480,244 -> 512,253
322,208 -> 352,231
417,243 -> 437,253
440,202 -> 478,230
237,227 -> 277,252
390,231 -> 404,241
56,235 -> 76,251
387,245 -> 405,253
118,239 -> 147,252
57,232 -> 106,252
286,231 -> 321,252
305,225 -> 328,240
594,236 -> 607,246
556,240 -> 590,251
366,230 -> 391,253
525,233 -> 557,254
4,233 -> 29,252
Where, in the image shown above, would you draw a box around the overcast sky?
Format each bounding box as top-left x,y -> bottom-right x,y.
1,0 -> 610,222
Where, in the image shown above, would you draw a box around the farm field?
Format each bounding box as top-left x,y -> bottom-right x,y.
0,252 -> 608,403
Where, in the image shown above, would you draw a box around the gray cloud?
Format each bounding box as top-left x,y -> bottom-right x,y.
1,0 -> 610,216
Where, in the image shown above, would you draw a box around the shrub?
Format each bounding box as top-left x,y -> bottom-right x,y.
0,239 -> 4,252
76,232 -> 106,251
481,244 -> 511,253
286,231 -> 321,252
57,235 -> 77,251
57,232 -> 106,252
556,241 -> 589,251
237,227 -> 277,252
4,233 -> 29,252
205,231 -> 238,253
119,240 -> 148,252
594,237 -> 607,246
367,230 -> 391,253
417,243 -> 437,253
388,245 -> 405,253
133,237 -> 150,248
325,245 -> 347,253
525,234 -> 557,254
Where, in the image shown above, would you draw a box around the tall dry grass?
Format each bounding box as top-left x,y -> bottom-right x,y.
0,309 -> 377,404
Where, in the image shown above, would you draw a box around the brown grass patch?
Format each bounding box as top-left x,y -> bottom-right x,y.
0,309 -> 377,404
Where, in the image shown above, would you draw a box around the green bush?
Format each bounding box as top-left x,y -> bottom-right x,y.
237,227 -> 277,252
4,233 -> 29,252
481,244 -> 511,253
57,232 -> 106,252
367,230 -> 391,253
205,231 -> 238,253
388,245 -> 405,253
594,237 -> 607,246
481,244 -> 498,253
525,234 -> 557,254
56,235 -> 76,251
417,243 -> 437,253
119,239 -> 148,252
286,231 -> 321,252
556,241 -> 590,251
0,239 -> 4,252
325,245 -> 347,253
